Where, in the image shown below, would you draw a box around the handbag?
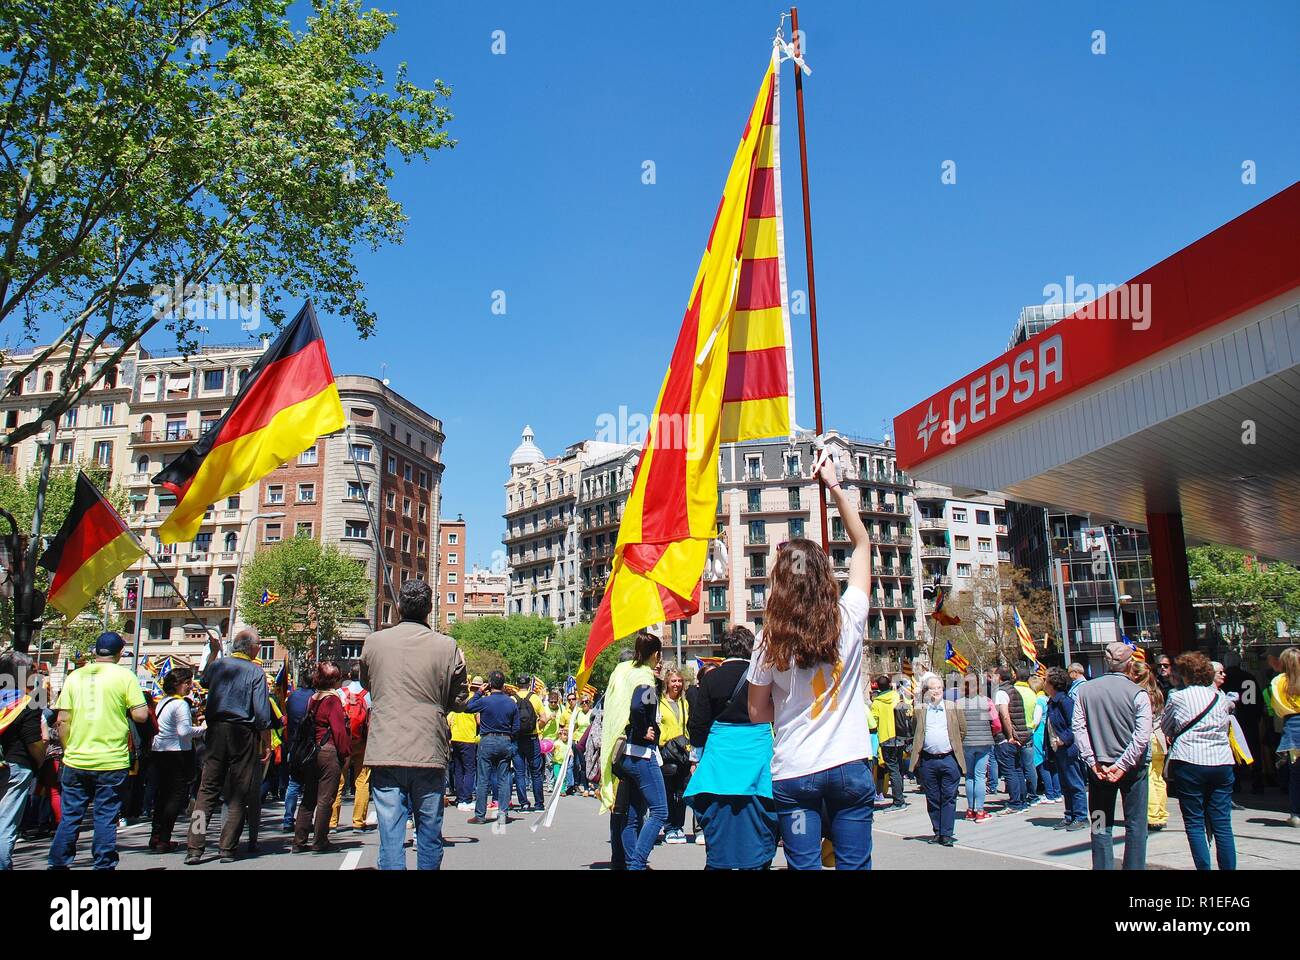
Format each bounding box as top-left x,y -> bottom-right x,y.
288,699 -> 324,781
1163,694 -> 1218,799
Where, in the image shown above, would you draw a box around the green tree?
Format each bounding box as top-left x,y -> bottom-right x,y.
0,462 -> 129,659
1189,545 -> 1300,651
540,623 -> 590,688
932,565 -> 1055,671
449,614 -> 554,681
237,534 -> 369,667
0,0 -> 455,452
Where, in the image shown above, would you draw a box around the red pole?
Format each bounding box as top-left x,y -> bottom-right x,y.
790,7 -> 831,554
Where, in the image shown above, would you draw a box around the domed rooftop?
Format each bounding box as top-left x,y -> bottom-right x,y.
509,425 -> 546,468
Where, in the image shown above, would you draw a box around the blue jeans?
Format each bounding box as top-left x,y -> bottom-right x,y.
615,754 -> 668,870
1055,747 -> 1088,822
475,734 -> 514,820
0,765 -> 35,870
772,758 -> 876,870
1039,761 -> 1061,800
451,742 -> 477,802
282,777 -> 302,830
918,753 -> 961,838
1173,762 -> 1236,870
995,740 -> 1027,807
1087,765 -> 1148,870
986,751 -> 999,792
369,766 -> 447,870
49,765 -> 129,870
513,735 -> 545,807
1021,741 -> 1039,800
963,746 -> 992,812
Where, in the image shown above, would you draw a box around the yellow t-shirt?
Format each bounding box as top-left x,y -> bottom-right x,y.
551,738 -> 569,766
56,662 -> 146,771
449,711 -> 479,743
572,707 -> 593,739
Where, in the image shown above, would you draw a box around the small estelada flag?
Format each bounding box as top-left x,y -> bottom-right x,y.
945,640 -> 969,673
38,471 -> 146,620
1013,607 -> 1037,662
153,300 -> 345,543
258,588 -> 280,606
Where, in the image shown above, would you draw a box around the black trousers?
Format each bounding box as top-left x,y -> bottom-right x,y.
664,763 -> 690,830
879,742 -> 907,804
149,751 -> 194,844
187,721 -> 260,856
295,742 -> 342,850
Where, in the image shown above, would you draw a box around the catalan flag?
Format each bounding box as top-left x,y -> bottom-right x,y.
580,52 -> 793,687
1122,633 -> 1146,663
258,588 -> 280,606
945,641 -> 969,673
580,683 -> 598,701
531,675 -> 547,698
1013,607 -> 1037,662
1036,661 -> 1049,680
0,689 -> 32,737
695,656 -> 724,672
154,301 -> 345,543
38,472 -> 146,620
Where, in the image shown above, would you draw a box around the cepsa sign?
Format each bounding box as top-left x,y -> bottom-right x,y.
893,181 -> 1300,471
898,333 -> 1066,467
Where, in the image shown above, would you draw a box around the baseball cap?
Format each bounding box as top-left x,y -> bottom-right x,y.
1104,641 -> 1133,670
94,631 -> 126,657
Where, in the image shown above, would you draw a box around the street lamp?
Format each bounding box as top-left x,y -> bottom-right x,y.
227,510 -> 285,651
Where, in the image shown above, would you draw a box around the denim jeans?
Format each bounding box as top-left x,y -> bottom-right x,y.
918,753 -> 961,838
995,740 -> 1027,807
772,758 -> 876,870
1055,747 -> 1088,822
49,765 -> 129,870
1021,741 -> 1039,800
963,745 -> 992,812
1087,765 -> 1148,870
615,755 -> 668,870
451,742 -> 477,802
1173,762 -> 1236,870
1039,761 -> 1061,801
282,777 -> 302,829
513,735 -> 545,807
986,751 -> 999,792
475,734 -> 515,820
0,764 -> 35,869
369,765 -> 447,870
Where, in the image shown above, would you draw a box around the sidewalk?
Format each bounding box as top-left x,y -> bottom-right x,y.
873,778 -> 1299,870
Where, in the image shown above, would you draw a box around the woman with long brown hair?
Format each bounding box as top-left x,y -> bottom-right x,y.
1126,655 -> 1168,831
748,453 -> 874,869
1269,646 -> 1300,827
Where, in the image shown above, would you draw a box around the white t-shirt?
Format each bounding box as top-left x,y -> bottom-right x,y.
748,585 -> 872,780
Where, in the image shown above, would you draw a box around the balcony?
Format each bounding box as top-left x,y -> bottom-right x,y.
126,471 -> 152,487
741,492 -> 809,515
872,565 -> 910,578
744,534 -> 769,547
918,517 -> 947,531
998,550 -> 1012,562
747,598 -> 767,611
920,545 -> 951,559
131,428 -> 195,445
140,595 -> 227,612
862,468 -> 909,486
746,566 -> 768,580
706,598 -> 729,614
862,502 -> 901,515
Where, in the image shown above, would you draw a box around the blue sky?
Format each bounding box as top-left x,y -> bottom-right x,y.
172,2 -> 1300,566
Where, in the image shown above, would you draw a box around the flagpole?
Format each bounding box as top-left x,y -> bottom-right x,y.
789,6 -> 830,554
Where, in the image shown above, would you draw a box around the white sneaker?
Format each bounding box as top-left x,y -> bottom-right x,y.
456,801 -> 474,812
665,829 -> 687,844
694,832 -> 706,845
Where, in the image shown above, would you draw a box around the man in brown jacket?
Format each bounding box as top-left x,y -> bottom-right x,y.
361,579 -> 468,870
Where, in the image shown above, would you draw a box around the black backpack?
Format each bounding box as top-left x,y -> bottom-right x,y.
288,699 -> 323,780
893,698 -> 915,742
514,693 -> 538,736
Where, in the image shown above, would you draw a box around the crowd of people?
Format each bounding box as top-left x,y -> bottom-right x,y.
1,460 -> 1298,871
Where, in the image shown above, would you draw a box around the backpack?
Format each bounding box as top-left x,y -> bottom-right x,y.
893,698 -> 915,742
288,699 -> 324,780
342,686 -> 369,740
514,693 -> 538,736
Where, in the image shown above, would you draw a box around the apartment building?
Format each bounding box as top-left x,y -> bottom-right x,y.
578,445 -> 638,621
913,480 -> 1011,592
438,515 -> 466,629
462,567 -> 508,621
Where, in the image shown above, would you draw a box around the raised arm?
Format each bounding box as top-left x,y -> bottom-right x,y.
818,456 -> 871,596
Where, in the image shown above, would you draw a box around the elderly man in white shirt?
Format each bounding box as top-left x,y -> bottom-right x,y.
908,675 -> 968,847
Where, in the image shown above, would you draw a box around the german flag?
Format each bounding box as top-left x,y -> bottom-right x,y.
154,301 -> 344,543
38,472 -> 145,619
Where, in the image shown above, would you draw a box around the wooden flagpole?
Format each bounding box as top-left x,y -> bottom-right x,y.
789,6 -> 831,554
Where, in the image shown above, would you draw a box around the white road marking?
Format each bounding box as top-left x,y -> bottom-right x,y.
340,849 -> 362,870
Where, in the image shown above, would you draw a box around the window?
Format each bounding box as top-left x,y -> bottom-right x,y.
385,491 -> 396,510
418,504 -> 427,522
4,410 -> 16,429
402,497 -> 411,517
418,471 -> 428,490
344,520 -> 368,539
978,537 -> 993,553
951,508 -> 967,523
353,406 -> 373,421
297,483 -> 315,503
100,403 -> 114,425
148,619 -> 172,642
347,480 -> 371,501
976,509 -> 991,525
224,531 -> 238,552
403,463 -> 412,482
350,443 -> 371,463
789,518 -> 805,539
259,641 -> 276,662
199,411 -> 221,433
387,454 -> 397,474
747,488 -> 761,511
447,592 -> 457,605
447,571 -> 457,584
226,495 -> 239,509
448,532 -> 458,545
194,532 -> 212,553
165,418 -> 186,440
58,441 -> 74,463
267,484 -> 284,504
385,528 -> 395,548
417,538 -> 426,555
203,369 -> 225,391
401,533 -> 411,552
954,535 -> 969,550
299,446 -> 318,466
264,523 -> 282,543
63,407 -> 77,428
745,454 -> 762,480
406,431 -> 412,447
382,602 -> 392,624
400,570 -> 409,583
93,440 -> 112,466
296,521 -> 313,538
956,563 -> 972,577
447,553 -> 458,565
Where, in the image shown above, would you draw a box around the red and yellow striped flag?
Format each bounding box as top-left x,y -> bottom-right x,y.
38,472 -> 146,619
154,301 -> 344,543
579,53 -> 793,686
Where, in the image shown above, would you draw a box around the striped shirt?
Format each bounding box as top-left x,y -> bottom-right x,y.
1161,685 -> 1233,766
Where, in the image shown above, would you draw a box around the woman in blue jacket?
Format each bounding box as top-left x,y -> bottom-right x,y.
1044,667 -> 1087,830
